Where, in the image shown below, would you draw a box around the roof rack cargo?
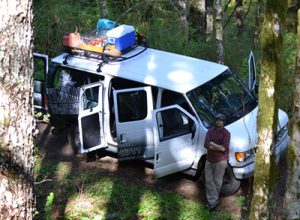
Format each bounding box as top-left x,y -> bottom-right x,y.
62,20 -> 148,72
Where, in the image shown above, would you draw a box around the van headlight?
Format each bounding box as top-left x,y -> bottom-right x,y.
235,148 -> 256,162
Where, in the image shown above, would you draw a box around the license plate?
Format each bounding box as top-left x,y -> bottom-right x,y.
118,146 -> 144,159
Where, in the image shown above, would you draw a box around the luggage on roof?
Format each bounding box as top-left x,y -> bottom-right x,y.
62,19 -> 138,58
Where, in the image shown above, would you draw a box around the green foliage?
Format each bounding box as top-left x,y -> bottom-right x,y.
234,195 -> 248,211
278,31 -> 297,116
33,156 -> 236,220
58,172 -> 234,220
44,192 -> 55,220
33,0 -> 101,56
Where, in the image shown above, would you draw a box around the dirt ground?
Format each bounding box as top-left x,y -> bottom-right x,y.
35,121 -> 288,219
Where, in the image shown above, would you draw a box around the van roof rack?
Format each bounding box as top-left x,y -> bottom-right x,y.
63,32 -> 148,72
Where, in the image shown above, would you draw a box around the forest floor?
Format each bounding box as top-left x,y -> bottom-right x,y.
35,121 -> 287,219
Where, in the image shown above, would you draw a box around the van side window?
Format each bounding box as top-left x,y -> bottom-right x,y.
156,108 -> 193,141
117,90 -> 147,122
82,86 -> 99,110
53,67 -> 103,88
161,90 -> 193,114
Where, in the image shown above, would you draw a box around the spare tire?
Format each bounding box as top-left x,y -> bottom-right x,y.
67,125 -> 81,154
220,165 -> 241,196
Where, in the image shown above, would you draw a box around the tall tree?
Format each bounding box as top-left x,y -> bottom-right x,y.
254,0 -> 264,46
283,9 -> 300,220
100,0 -> 108,18
0,0 -> 35,219
190,0 -> 206,36
206,0 -> 214,41
215,0 -> 224,63
178,0 -> 189,44
249,0 -> 287,219
235,0 -> 244,35
287,0 -> 300,31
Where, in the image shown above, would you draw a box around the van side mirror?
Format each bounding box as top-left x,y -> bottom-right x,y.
248,51 -> 257,93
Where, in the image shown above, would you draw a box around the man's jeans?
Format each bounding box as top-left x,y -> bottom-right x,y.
205,160 -> 227,205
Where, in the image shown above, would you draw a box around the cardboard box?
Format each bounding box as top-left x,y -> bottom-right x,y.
106,25 -> 135,51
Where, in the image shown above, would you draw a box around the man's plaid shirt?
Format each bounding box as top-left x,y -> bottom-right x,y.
204,127 -> 231,163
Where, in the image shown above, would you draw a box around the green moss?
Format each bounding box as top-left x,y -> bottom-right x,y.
287,142 -> 297,174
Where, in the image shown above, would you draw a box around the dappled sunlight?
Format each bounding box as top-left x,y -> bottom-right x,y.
232,138 -> 248,150
65,193 -> 103,218
144,74 -> 157,86
168,70 -> 194,83
147,55 -> 158,71
138,191 -> 162,218
55,162 -> 72,183
97,156 -> 119,172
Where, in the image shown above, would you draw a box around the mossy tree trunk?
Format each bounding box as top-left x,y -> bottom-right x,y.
249,0 -> 287,219
254,0 -> 264,47
206,0 -> 214,41
178,0 -> 189,45
189,0 -> 206,36
0,0 -> 35,219
235,0 -> 244,35
215,0 -> 224,64
283,9 -> 300,220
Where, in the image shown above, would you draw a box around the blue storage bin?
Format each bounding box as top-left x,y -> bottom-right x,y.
106,25 -> 135,51
97,19 -> 116,32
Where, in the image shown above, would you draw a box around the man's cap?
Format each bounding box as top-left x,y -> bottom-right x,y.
215,113 -> 226,121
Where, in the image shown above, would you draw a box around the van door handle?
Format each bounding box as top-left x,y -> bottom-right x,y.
156,153 -> 161,162
120,134 -> 127,144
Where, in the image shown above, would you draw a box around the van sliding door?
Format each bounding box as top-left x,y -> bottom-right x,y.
78,82 -> 106,153
113,87 -> 154,160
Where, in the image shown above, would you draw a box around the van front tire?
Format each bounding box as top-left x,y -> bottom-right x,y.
68,125 -> 81,154
220,165 -> 241,196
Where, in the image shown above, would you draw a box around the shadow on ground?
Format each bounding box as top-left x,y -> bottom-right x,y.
35,122 -> 251,219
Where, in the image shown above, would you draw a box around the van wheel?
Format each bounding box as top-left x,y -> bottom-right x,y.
68,125 -> 81,154
220,165 -> 241,196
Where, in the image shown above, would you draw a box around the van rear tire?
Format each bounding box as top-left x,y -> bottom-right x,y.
68,125 -> 81,154
220,165 -> 241,196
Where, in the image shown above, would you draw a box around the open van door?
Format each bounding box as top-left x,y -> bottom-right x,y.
248,51 -> 257,93
78,82 -> 106,153
33,53 -> 48,111
113,87 -> 154,160
152,105 -> 198,178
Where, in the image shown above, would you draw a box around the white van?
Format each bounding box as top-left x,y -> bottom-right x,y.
33,46 -> 290,196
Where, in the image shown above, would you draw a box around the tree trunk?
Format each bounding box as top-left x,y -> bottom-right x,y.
249,0 -> 287,219
254,0 -> 264,47
283,9 -> 300,220
287,0 -> 299,31
144,0 -> 153,23
0,0 -> 35,219
215,0 -> 224,64
206,0 -> 214,41
101,0 -> 108,18
190,0 -> 206,36
235,0 -> 244,35
178,0 -> 189,45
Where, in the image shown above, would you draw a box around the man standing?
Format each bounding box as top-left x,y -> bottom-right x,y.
204,113 -> 231,210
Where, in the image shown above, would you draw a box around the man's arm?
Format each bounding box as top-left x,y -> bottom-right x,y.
209,130 -> 231,152
209,141 -> 225,152
204,130 -> 211,149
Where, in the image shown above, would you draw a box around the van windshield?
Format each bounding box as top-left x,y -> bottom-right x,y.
187,70 -> 257,128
